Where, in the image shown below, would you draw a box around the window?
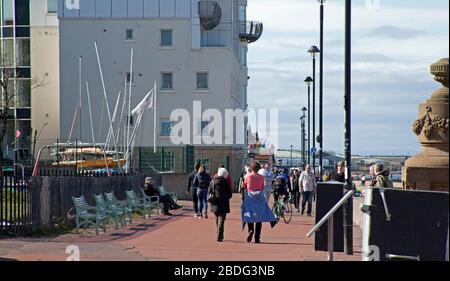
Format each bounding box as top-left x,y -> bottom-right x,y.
125,29 -> 134,40
160,29 -> 173,47
47,0 -> 58,13
160,120 -> 173,137
161,72 -> 173,90
239,5 -> 246,21
126,72 -> 134,84
196,73 -> 209,90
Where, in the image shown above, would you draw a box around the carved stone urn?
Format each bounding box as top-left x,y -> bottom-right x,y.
402,58 -> 449,192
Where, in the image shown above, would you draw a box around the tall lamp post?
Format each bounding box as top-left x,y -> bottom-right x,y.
317,0 -> 326,181
304,77 -> 313,165
290,145 -> 293,167
301,107 -> 307,168
344,0 -> 353,256
308,46 -> 320,174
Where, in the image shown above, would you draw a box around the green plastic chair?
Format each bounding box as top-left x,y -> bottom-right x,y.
104,191 -> 133,225
72,195 -> 107,235
140,188 -> 162,215
125,190 -> 154,218
94,194 -> 124,230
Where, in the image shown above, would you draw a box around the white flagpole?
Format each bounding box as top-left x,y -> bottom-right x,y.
85,81 -> 95,143
153,80 -> 157,153
94,42 -> 122,171
126,49 -> 134,173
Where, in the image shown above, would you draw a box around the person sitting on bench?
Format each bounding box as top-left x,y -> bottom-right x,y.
143,177 -> 182,216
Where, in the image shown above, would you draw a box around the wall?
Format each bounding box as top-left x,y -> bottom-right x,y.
30,173 -> 160,229
30,0 -> 60,158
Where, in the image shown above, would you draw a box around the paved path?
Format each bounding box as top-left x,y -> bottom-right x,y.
0,195 -> 362,261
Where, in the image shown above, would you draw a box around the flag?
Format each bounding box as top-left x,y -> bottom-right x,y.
131,89 -> 154,116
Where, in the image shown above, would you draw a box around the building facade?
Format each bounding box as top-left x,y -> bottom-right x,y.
56,0 -> 262,182
0,0 -> 31,161
29,0 -> 59,158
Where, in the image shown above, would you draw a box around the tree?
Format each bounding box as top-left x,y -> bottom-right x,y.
1,42 -> 47,165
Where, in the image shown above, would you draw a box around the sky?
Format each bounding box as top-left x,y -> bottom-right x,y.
246,0 -> 449,156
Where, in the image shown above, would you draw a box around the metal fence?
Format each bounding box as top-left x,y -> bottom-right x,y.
138,145 -> 194,174
0,174 -> 37,234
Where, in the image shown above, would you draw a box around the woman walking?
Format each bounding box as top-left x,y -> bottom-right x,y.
242,162 -> 277,243
209,168 -> 233,242
290,169 -> 301,212
193,165 -> 211,219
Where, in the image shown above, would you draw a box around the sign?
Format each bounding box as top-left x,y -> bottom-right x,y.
310,147 -> 317,154
15,130 -> 21,139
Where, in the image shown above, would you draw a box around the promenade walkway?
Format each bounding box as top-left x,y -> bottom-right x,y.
0,195 -> 362,261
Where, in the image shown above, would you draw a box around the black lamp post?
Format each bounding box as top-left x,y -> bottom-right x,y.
290,145 -> 293,167
344,0 -> 353,256
318,0 -> 326,181
301,107 -> 307,168
308,46 -> 320,175
304,77 -> 313,166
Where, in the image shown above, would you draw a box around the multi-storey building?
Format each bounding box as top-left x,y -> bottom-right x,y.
0,0 -> 31,160
1,0 -> 59,162
55,0 -> 262,181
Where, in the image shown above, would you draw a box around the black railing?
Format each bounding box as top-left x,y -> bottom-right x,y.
0,174 -> 37,234
239,21 -> 263,43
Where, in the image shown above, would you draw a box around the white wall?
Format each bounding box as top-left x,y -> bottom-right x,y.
30,0 -> 59,27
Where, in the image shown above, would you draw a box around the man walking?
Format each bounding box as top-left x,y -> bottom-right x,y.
187,163 -> 201,217
258,162 -> 275,203
299,165 -> 316,216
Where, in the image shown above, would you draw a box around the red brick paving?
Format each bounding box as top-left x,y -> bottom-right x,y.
0,195 -> 362,261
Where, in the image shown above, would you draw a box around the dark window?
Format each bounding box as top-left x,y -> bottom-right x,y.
16,68 -> 30,78
47,0 -> 58,13
15,27 -> 30,37
125,29 -> 134,40
16,108 -> 31,119
161,30 -> 173,46
2,27 -> 14,37
196,73 -> 209,89
161,73 -> 173,90
15,0 -> 30,26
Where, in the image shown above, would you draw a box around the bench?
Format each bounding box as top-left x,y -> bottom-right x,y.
125,190 -> 157,218
72,195 -> 108,235
94,193 -> 125,230
104,191 -> 133,225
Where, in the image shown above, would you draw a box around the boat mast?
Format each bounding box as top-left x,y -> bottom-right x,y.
85,81 -> 95,143
125,48 -> 134,173
94,42 -> 122,172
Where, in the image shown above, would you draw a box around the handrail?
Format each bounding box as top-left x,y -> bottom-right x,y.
306,189 -> 355,237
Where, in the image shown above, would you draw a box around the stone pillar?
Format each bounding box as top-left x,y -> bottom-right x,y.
402,58 -> 449,192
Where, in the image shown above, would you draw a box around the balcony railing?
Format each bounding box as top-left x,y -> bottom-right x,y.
239,21 -> 263,43
199,1 -> 222,30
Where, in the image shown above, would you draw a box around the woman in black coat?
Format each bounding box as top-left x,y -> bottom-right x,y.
209,168 -> 233,242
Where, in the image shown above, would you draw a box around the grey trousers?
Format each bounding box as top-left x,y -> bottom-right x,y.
215,213 -> 227,240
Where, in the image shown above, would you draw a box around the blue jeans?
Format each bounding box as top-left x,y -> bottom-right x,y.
301,191 -> 313,215
197,188 -> 208,215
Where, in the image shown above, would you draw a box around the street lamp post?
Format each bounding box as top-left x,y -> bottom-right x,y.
318,0 -> 326,181
344,0 -> 353,256
290,145 -> 293,167
304,77 -> 313,166
308,46 -> 320,175
301,107 -> 307,168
